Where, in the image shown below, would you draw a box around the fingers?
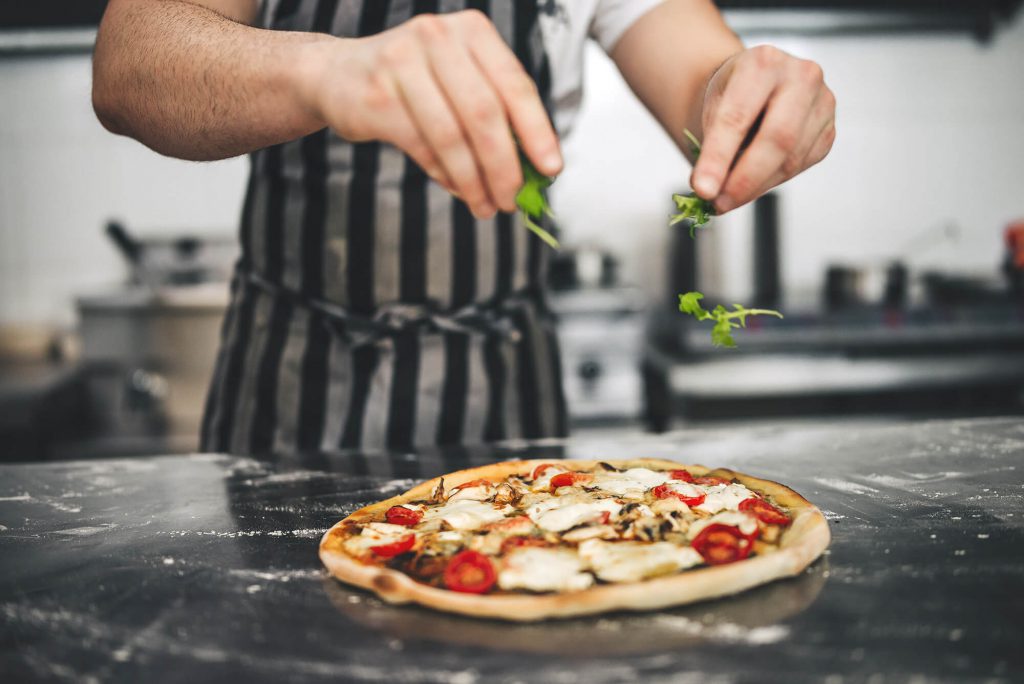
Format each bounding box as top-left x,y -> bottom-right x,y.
691,46 -> 781,200
424,18 -> 522,212
365,11 -> 559,219
465,11 -> 562,177
391,49 -> 496,217
715,64 -> 821,212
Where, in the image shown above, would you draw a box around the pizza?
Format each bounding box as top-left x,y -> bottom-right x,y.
319,458 -> 830,621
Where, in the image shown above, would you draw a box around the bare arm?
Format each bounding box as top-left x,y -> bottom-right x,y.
612,0 -> 835,214
93,2 -> 561,218
93,0 -> 333,161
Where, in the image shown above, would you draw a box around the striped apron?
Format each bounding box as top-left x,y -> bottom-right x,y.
200,0 -> 568,455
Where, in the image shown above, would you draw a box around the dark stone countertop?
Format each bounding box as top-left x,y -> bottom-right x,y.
2,418 -> 1022,683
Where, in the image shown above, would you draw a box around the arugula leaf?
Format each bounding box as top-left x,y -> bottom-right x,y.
669,129 -> 717,237
678,291 -> 783,348
516,151 -> 560,249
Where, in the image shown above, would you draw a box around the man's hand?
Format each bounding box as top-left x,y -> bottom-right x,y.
691,45 -> 836,214
303,10 -> 562,219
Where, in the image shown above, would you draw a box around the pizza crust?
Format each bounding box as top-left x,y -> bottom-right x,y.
319,459 -> 830,621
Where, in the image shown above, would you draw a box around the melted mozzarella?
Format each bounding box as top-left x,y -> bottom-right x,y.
498,547 -> 594,593
421,499 -> 511,530
687,511 -> 758,539
342,522 -> 413,555
535,501 -> 621,532
650,497 -> 693,516
447,484 -> 493,503
524,493 -> 621,532
590,468 -> 669,498
693,483 -> 754,514
578,539 -> 703,583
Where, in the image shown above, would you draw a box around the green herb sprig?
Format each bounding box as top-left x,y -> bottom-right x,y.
669,129 -> 717,238
516,152 -> 560,249
679,291 -> 783,348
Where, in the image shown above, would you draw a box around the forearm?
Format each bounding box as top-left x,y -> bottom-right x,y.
611,0 -> 742,162
93,0 -> 335,161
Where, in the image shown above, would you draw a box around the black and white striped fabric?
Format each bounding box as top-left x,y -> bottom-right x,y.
200,0 -> 570,455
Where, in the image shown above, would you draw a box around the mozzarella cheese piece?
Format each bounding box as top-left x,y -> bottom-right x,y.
498,547 -> 594,593
524,493 -> 622,532
693,483 -> 755,514
447,484 -> 493,503
687,511 -> 759,539
421,499 -> 512,530
342,522 -> 413,556
578,539 -> 703,583
664,481 -> 704,500
590,468 -> 669,498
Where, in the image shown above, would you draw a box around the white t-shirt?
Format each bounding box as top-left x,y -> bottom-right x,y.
538,0 -> 664,135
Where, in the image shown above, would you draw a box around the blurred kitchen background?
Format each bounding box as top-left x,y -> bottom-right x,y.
2,1 -> 1023,461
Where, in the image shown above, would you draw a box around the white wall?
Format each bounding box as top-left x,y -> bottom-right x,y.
552,13 -> 1024,305
1,13 -> 1023,326
0,54 -> 247,326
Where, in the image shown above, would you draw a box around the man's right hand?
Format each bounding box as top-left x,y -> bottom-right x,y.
300,10 -> 562,219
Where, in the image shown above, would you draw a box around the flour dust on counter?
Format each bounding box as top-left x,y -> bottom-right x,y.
1,418 -> 1023,682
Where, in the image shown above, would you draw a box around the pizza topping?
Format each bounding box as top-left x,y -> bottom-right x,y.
578,539 -> 703,583
483,514 -> 534,534
738,497 -> 792,526
370,533 -> 416,558
498,547 -> 594,593
429,477 -> 446,503
444,550 -> 497,594
690,523 -> 753,565
549,472 -> 592,490
687,511 -> 759,540
492,481 -> 525,506
652,482 -> 706,507
561,524 -> 618,543
338,461 -> 803,596
341,522 -> 417,557
532,500 -> 622,533
385,505 -> 424,527
448,479 -> 495,503
590,468 -> 669,498
500,535 -> 550,554
530,464 -> 569,491
692,483 -> 756,514
670,469 -> 695,483
694,475 -> 732,486
422,499 -> 513,531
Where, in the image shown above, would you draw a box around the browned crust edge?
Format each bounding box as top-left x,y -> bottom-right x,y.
319,459 -> 831,621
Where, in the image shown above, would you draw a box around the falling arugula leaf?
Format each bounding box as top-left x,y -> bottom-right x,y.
679,291 -> 783,348
516,151 -> 560,249
669,129 -> 717,237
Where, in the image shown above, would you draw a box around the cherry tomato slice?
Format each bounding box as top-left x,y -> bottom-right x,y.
452,478 -> 492,491
670,469 -> 695,483
739,497 -> 791,526
690,523 -> 752,565
384,505 -> 423,527
599,511 -> 611,525
531,463 -> 559,480
549,472 -> 591,489
444,550 -> 497,594
652,484 -> 706,507
370,533 -> 416,558
694,476 -> 732,486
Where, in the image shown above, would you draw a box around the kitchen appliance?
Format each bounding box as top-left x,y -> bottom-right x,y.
74,221 -> 235,453
643,198 -> 1024,431
549,247 -> 646,426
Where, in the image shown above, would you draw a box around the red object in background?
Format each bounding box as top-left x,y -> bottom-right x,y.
1004,221 -> 1024,268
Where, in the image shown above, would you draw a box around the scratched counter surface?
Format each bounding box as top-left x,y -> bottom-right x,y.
1,417 -> 1022,683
